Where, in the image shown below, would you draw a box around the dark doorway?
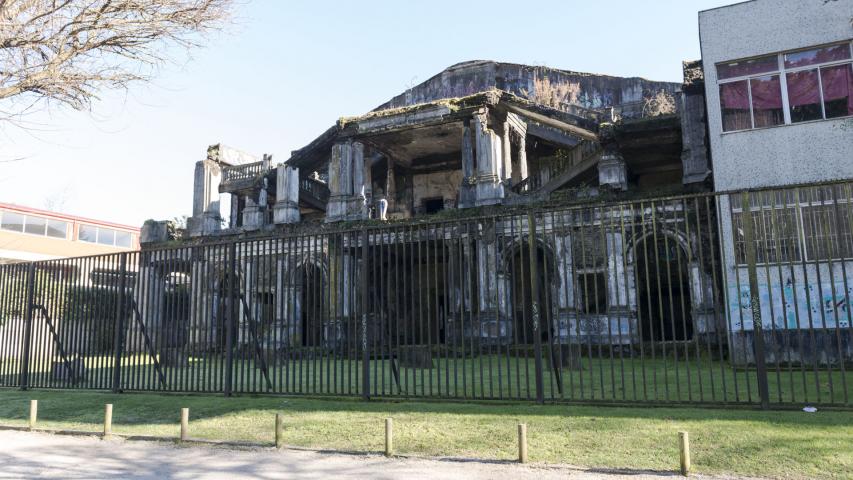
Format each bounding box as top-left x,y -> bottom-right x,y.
635,235 -> 693,342
368,242 -> 448,347
299,264 -> 325,347
509,242 -> 553,344
423,198 -> 445,214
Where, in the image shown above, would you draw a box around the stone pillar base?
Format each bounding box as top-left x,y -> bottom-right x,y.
273,201 -> 300,224
475,179 -> 505,207
187,213 -> 221,237
326,196 -> 347,223
598,152 -> 628,191
242,206 -> 265,231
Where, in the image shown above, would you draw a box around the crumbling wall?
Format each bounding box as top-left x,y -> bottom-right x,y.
378,60 -> 679,113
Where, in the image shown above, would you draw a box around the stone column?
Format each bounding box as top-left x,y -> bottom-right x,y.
326,142 -> 352,222
458,119 -> 476,209
242,197 -> 264,231
273,165 -> 300,224
349,141 -> 367,220
364,152 -> 375,214
517,134 -> 528,182
386,160 -> 396,213
188,160 -> 222,237
188,257 -> 209,349
476,238 -> 509,343
135,260 -> 165,350
553,232 -> 575,343
502,120 -> 512,184
473,113 -> 505,206
229,194 -> 240,228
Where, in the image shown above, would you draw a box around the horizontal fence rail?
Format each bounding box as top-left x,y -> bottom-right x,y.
0,182 -> 851,408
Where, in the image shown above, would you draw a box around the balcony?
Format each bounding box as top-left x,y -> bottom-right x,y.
219,161 -> 272,193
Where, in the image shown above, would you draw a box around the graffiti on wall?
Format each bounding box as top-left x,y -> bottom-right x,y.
729,279 -> 853,331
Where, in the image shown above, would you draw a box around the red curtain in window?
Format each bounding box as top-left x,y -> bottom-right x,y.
719,80 -> 751,131
750,75 -> 784,127
821,64 -> 853,117
720,80 -> 749,108
786,69 -> 821,107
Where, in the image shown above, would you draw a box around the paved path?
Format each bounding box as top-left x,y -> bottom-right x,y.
0,430 -> 744,479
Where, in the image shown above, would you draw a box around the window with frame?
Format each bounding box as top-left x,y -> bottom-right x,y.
717,42 -> 853,132
0,211 -> 68,239
78,224 -> 135,247
732,184 -> 853,265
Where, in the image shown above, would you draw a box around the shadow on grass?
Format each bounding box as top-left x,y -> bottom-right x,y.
0,387 -> 849,429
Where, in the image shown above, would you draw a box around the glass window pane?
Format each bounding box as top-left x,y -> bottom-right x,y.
719,80 -> 752,131
24,216 -> 46,235
46,219 -> 68,239
97,228 -> 115,246
0,212 -> 24,232
717,55 -> 778,80
115,231 -> 132,248
787,69 -> 823,122
821,63 -> 853,119
784,43 -> 851,68
750,75 -> 784,128
78,224 -> 97,243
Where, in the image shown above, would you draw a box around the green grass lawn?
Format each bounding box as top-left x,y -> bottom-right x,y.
0,389 -> 850,479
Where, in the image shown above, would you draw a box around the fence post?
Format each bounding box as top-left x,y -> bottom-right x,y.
20,263 -> 36,391
527,213 -> 545,404
275,413 -> 284,449
361,229 -> 370,400
111,253 -> 128,393
104,404 -> 113,437
740,192 -> 770,410
224,242 -> 237,397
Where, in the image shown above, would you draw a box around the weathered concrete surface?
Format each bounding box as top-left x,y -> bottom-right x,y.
378,60 -> 679,114
0,431 -> 757,480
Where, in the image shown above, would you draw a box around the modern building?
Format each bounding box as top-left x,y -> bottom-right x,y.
699,0 -> 853,362
0,202 -> 140,264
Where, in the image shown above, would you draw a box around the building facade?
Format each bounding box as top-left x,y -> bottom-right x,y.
700,0 -> 853,363
0,202 -> 139,264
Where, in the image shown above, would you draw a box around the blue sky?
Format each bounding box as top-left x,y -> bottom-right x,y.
0,0 -> 734,227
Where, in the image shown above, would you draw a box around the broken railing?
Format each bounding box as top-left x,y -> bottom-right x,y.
221,161 -> 270,187
512,139 -> 601,195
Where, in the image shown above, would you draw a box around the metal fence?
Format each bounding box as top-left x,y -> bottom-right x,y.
0,181 -> 851,408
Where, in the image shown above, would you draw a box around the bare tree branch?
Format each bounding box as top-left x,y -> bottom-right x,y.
0,0 -> 234,116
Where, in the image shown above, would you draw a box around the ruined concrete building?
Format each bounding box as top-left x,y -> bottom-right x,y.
136,59 -> 721,357
176,61 -> 709,234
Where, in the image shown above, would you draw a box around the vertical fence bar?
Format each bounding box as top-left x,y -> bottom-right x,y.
111,253 -> 128,393
528,212 -> 545,404
361,228 -> 370,400
19,263 -> 36,391
740,192 -> 771,409
224,242 -> 236,397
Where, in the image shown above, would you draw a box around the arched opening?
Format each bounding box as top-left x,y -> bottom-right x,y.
367,242 -> 448,347
508,241 -> 556,344
635,233 -> 693,342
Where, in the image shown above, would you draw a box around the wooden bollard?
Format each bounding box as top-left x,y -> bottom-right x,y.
275,413 -> 284,449
518,423 -> 528,464
103,404 -> 113,437
180,408 -> 189,441
384,418 -> 393,457
679,431 -> 691,476
28,400 -> 37,430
